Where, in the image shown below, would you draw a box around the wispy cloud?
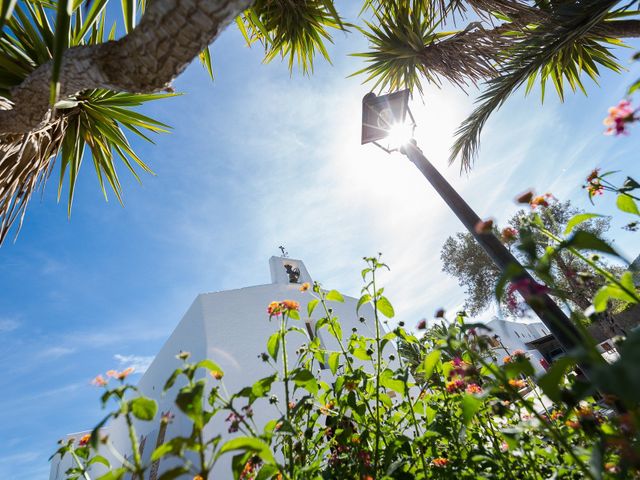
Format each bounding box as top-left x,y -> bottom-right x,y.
114,354 -> 154,374
0,317 -> 20,333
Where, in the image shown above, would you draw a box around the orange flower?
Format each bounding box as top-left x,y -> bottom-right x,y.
299,282 -> 310,292
91,375 -> 107,387
267,301 -> 282,316
78,434 -> 91,447
118,367 -> 134,379
280,300 -> 299,312
508,379 -> 526,389
431,457 -> 449,467
530,193 -> 554,209
193,476 -> 204,480
106,370 -> 117,378
502,356 -> 512,364
319,402 -> 334,415
210,370 -> 224,380
565,420 -> 580,429
465,383 -> 482,395
446,379 -> 465,393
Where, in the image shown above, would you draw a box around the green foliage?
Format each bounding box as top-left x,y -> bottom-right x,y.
54,224 -> 640,478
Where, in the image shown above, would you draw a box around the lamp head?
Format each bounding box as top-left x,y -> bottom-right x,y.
361,89 -> 415,152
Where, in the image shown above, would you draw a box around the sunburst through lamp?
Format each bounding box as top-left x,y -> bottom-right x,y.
360,90 -> 591,372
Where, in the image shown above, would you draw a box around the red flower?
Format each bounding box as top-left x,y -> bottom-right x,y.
501,227 -> 518,243
78,434 -> 91,447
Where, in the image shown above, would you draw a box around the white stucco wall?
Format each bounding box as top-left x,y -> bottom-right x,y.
50,257 -> 379,480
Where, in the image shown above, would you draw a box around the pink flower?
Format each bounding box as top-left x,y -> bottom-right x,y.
604,100 -> 636,135
91,375 -> 107,387
466,383 -> 483,395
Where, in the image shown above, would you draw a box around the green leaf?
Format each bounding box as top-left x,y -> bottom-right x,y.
157,466 -> 190,480
563,213 -> 603,235
218,437 -> 275,465
130,397 -> 157,421
328,352 -> 340,375
50,0 -> 73,105
461,394 -> 482,426
87,455 -> 110,467
617,194 -> 640,216
380,369 -> 405,395
564,231 -> 620,257
376,296 -> 394,318
251,374 -> 277,399
419,349 -> 441,380
537,357 -> 576,402
197,359 -> 223,373
292,368 -> 319,394
307,298 -> 319,317
357,294 -> 371,314
267,331 -> 280,361
96,468 -> 127,480
326,290 -> 344,302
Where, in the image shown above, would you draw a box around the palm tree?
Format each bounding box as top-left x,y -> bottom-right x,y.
355,0 -> 640,169
1,0 -> 637,243
0,0 -> 345,244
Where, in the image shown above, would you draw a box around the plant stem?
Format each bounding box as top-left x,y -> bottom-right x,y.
372,265 -> 382,478
281,313 -> 294,479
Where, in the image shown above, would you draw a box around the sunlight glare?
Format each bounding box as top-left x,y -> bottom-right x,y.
386,122 -> 414,150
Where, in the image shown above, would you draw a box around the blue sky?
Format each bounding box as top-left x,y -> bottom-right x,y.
1,5 -> 640,478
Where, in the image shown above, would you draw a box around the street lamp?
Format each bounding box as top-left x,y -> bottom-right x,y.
361,90 -> 588,359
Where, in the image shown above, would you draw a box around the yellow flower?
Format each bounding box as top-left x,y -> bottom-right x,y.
210,370 -> 224,380
299,282 -> 310,292
508,379 -> 526,389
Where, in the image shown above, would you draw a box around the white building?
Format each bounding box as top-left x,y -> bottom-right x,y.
50,256 -> 375,480
483,317 -> 553,375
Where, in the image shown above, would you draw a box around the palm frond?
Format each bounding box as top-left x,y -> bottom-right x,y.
450,0 -> 623,171
353,2 -> 507,94
0,0 -> 175,243
237,0 -> 345,74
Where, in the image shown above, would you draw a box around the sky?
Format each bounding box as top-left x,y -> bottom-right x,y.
1,4 -> 640,478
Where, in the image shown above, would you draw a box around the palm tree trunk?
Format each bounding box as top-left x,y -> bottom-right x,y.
0,0 -> 254,134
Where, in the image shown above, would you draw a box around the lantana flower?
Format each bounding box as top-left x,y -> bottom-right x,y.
508,379 -> 526,389
446,379 -> 466,393
78,434 -> 91,447
501,227 -> 518,243
91,375 -> 107,387
431,457 -> 449,467
604,100 -> 636,135
106,367 -> 134,380
466,383 -> 483,395
299,282 -> 310,292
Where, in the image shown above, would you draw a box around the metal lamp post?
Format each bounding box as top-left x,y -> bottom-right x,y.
361,90 -> 587,358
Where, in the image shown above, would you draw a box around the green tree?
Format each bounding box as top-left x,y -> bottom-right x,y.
1,0 -> 638,243
440,200 -> 618,316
